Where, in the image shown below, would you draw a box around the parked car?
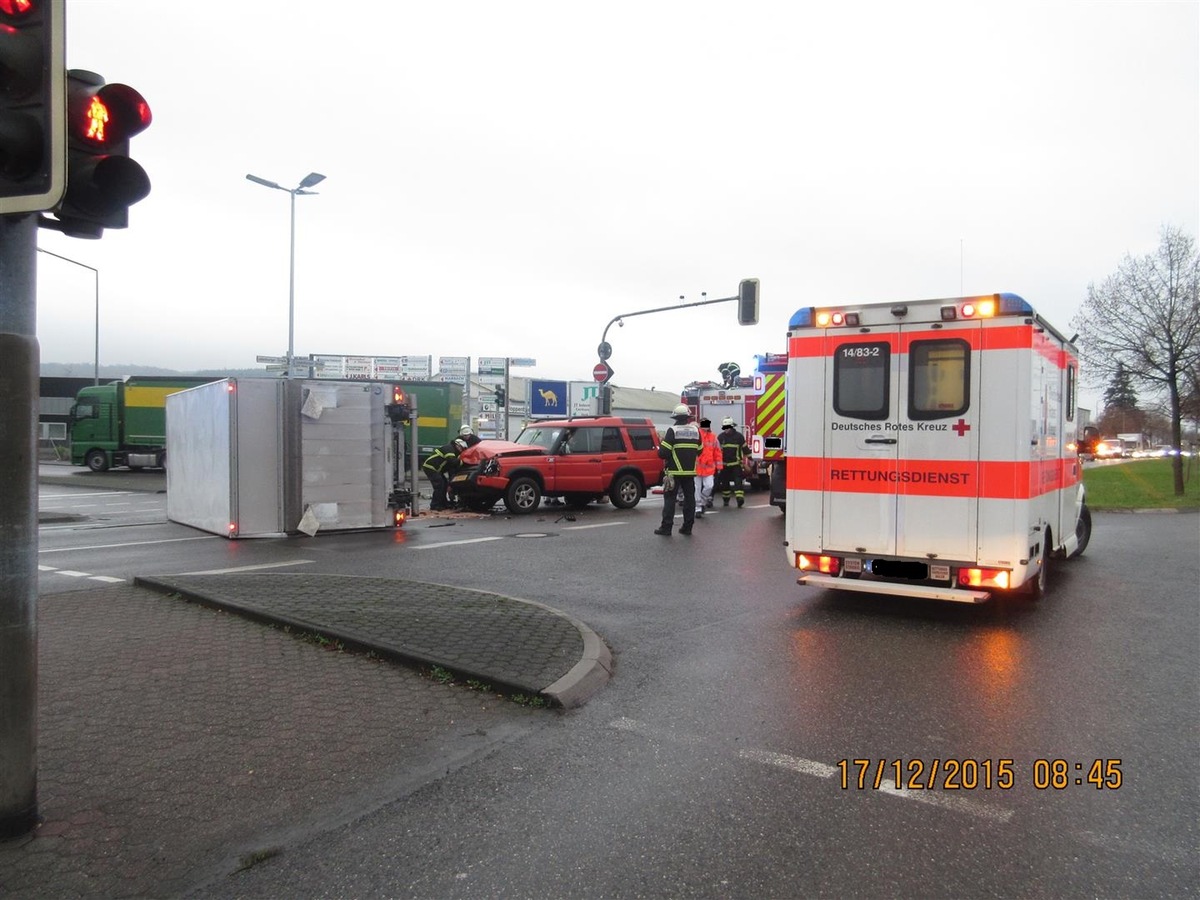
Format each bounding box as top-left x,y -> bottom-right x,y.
448,416 -> 664,514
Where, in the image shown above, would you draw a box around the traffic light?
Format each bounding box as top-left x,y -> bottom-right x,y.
47,68 -> 151,238
737,278 -> 759,326
495,386 -> 506,407
0,0 -> 65,215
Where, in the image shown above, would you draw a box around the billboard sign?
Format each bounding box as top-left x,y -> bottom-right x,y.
530,379 -> 568,418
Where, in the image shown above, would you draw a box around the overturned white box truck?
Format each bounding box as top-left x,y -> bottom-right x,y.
784,292 -> 1092,603
166,378 -> 414,538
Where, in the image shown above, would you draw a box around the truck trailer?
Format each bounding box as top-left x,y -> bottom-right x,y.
69,376 -> 219,471
393,380 -> 464,466
784,292 -> 1092,603
165,378 -> 413,538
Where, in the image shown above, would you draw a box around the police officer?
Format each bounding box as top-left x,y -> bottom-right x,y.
717,416 -> 749,507
656,404 -> 701,536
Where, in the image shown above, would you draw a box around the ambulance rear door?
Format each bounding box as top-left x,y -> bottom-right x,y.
822,318 -> 981,562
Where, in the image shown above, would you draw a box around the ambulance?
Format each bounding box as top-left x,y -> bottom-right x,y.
784,292 -> 1092,603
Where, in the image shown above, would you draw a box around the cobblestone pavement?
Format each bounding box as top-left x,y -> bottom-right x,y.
0,574 -> 612,898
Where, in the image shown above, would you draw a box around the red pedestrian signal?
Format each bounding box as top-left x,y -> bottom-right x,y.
0,0 -> 65,214
45,68 -> 151,238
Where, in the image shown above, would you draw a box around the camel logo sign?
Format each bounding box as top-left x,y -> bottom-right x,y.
531,379 -> 568,418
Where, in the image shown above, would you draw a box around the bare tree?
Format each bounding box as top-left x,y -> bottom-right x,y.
1071,226 -> 1200,496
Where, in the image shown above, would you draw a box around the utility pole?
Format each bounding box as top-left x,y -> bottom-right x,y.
0,213 -> 41,837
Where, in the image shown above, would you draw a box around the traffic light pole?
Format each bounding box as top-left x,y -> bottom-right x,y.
0,213 -> 41,838
596,293 -> 735,415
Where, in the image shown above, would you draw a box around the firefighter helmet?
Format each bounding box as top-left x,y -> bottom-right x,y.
672,404 -> 691,418
722,416 -> 735,427
459,426 -> 474,436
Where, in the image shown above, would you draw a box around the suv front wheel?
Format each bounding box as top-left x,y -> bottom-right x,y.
504,476 -> 542,514
609,472 -> 642,509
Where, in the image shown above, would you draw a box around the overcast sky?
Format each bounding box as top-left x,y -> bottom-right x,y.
33,1 -> 1198,409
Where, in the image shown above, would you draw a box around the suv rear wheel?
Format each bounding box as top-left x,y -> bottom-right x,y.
504,476 -> 542,514
609,472 -> 642,509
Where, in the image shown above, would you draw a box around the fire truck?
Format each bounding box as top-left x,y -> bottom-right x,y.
681,354 -> 787,492
783,292 -> 1092,603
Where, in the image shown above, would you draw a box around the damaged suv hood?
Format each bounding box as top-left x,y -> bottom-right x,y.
459,440 -> 547,465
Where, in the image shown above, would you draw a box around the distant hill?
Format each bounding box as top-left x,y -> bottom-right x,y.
40,363 -> 268,379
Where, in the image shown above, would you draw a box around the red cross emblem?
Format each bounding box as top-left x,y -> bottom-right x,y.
952,418 -> 971,437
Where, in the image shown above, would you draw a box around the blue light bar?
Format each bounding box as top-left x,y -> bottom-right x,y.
788,307 -> 815,328
997,293 -> 1033,316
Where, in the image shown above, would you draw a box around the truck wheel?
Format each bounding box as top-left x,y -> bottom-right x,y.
504,477 -> 541,514
609,473 -> 642,509
85,450 -> 109,473
1028,528 -> 1050,601
1069,504 -> 1092,558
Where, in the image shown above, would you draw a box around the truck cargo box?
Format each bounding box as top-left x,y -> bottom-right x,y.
166,378 -> 404,538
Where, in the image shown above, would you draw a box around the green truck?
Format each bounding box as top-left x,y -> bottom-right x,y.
394,380 -> 465,466
69,376 -> 218,471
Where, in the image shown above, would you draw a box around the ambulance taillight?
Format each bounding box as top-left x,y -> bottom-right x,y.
796,552 -> 841,575
957,567 -> 1011,590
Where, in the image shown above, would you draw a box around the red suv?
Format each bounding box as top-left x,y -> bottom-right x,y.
449,416 -> 664,514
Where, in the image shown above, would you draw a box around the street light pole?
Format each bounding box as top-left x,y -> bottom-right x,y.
37,248 -> 100,385
245,171 -> 326,378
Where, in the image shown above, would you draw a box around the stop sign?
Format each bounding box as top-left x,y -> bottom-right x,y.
593,362 -> 613,383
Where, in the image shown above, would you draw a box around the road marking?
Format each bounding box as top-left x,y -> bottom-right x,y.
611,718 -> 1014,825
38,536 -> 220,553
737,748 -> 837,778
563,521 -> 628,531
40,491 -> 141,498
411,536 -> 505,550
39,565 -> 127,584
169,560 -> 315,575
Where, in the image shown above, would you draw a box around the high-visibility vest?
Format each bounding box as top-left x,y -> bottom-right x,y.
696,428 -> 722,476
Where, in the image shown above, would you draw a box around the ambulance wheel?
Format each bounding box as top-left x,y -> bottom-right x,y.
609,473 -> 642,509
1028,529 -> 1050,601
85,449 -> 109,472
504,477 -> 541,514
1069,504 -> 1092,558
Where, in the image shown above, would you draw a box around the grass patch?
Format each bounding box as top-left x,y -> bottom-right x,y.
1083,458 -> 1200,510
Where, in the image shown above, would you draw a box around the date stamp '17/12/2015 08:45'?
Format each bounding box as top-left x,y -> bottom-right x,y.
837,758 -> 1124,792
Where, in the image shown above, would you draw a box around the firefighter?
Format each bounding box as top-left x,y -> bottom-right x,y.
655,404 -> 701,536
422,435 -> 468,511
717,416 -> 749,507
694,417 -> 722,518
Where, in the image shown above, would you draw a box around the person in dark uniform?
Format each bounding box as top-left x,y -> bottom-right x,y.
422,434 -> 469,511
656,404 -> 701,536
717,416 -> 749,507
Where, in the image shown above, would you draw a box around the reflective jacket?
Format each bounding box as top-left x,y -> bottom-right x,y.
718,426 -> 748,467
422,438 -> 467,475
696,427 -> 723,477
659,422 -> 701,475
